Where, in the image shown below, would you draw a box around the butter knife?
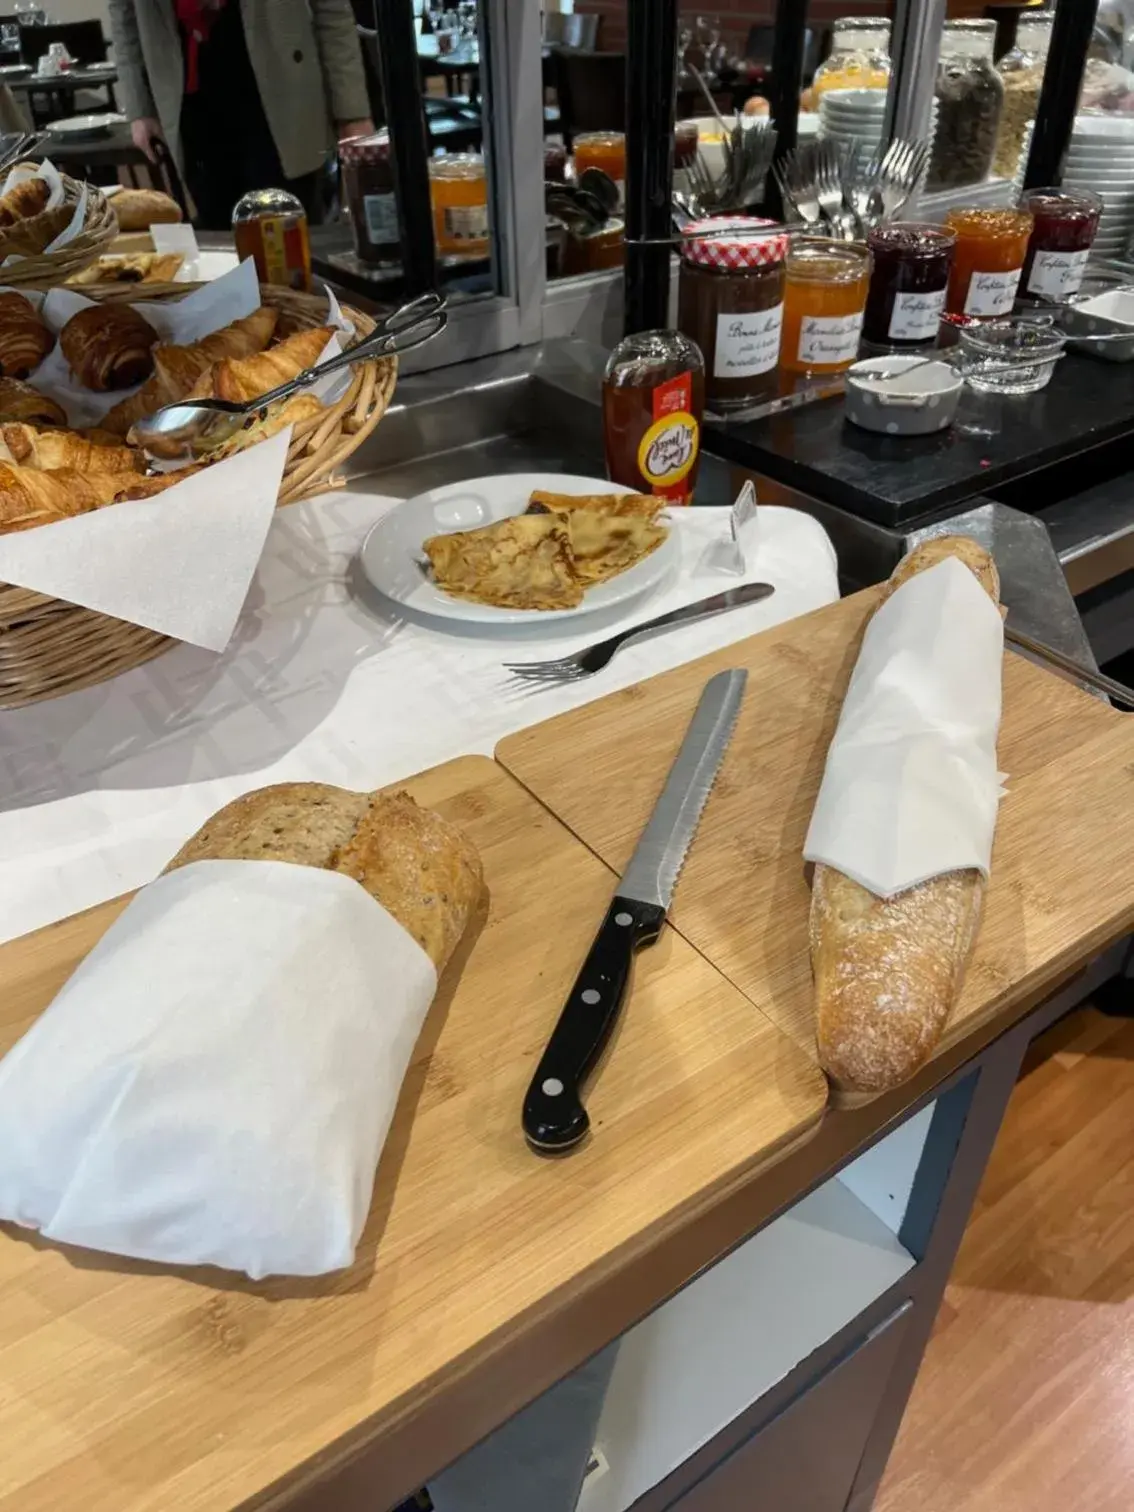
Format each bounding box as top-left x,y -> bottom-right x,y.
522,668 -> 747,1152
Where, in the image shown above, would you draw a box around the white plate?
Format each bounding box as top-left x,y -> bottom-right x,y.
48,111 -> 125,139
359,472 -> 680,627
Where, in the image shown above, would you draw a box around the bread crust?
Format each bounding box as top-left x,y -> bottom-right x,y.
812,535 -> 999,1095
165,782 -> 483,973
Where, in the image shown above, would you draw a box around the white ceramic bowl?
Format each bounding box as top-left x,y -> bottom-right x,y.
844,356 -> 962,436
1069,112 -> 1134,143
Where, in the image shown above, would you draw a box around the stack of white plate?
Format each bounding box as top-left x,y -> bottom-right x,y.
818,88 -> 938,165
1060,114 -> 1134,262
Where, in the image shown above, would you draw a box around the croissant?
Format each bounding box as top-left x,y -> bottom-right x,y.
208,325 -> 333,403
59,305 -> 159,391
101,307 -> 279,435
0,376 -> 65,427
0,422 -> 140,473
0,291 -> 54,378
0,461 -> 181,534
0,176 -> 49,226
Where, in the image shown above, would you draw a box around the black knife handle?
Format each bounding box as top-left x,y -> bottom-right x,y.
523,896 -> 666,1153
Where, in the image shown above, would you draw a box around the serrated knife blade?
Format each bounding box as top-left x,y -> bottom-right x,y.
522,667 -> 747,1153
619,667 -> 747,909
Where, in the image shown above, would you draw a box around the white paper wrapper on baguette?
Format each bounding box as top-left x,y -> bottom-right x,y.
803,557 -> 1004,898
0,859 -> 437,1278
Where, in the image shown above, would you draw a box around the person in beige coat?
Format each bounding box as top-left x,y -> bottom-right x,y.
107,0 -> 374,228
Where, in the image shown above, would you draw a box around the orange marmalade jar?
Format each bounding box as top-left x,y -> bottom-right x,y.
944,207 -> 1033,319
780,237 -> 872,374
574,131 -> 627,203
429,153 -> 489,258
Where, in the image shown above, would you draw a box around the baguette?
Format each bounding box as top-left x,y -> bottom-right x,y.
165,782 -> 483,974
811,535 -> 1001,1098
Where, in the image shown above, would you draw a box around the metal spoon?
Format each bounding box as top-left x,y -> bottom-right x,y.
129,292 -> 446,462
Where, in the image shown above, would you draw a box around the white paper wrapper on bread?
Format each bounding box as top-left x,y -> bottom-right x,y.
0,859 -> 437,1278
0,160 -> 86,269
803,557 -> 1004,898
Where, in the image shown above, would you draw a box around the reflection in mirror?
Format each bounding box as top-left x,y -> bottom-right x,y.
541,3 -> 828,287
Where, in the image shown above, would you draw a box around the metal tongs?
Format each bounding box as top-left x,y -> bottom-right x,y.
129,291 -> 448,462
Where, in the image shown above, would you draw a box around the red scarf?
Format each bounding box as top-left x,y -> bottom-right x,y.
177,0 -> 227,94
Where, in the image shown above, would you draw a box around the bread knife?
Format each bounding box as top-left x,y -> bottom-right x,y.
522,667 -> 748,1154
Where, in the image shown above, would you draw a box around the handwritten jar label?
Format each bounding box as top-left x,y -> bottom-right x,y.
1026,248 -> 1089,300
363,192 -> 398,245
714,304 -> 784,379
889,287 -> 947,342
797,311 -> 864,366
964,267 -> 1022,318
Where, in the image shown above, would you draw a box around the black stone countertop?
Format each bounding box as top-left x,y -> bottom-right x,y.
703,350 -> 1134,528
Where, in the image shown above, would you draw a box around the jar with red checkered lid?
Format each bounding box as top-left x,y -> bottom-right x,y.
677,216 -> 789,410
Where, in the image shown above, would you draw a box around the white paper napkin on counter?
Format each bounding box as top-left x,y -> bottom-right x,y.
0,426 -> 291,649
0,858 -> 437,1277
803,558 -> 1004,897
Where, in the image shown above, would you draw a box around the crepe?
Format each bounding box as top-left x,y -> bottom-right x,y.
68,253 -> 184,287
528,489 -> 666,520
423,513 -> 583,610
555,507 -> 669,586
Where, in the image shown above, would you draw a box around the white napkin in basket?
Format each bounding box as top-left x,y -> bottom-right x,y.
0,859 -> 437,1278
803,557 -> 1005,897
0,425 -> 291,650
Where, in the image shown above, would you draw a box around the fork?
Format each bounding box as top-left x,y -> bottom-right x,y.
503,581 -> 776,685
813,140 -> 849,236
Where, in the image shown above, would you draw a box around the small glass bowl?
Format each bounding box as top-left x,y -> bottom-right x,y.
957,317 -> 1066,394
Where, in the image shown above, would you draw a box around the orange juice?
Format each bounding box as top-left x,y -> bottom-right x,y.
780,238 -> 872,375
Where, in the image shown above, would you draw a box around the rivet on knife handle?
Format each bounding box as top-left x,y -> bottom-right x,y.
523,897 -> 666,1152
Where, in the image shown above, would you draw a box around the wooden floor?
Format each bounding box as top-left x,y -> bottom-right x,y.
876,1006 -> 1134,1512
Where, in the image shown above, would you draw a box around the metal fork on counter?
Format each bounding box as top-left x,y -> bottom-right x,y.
504,581 -> 775,686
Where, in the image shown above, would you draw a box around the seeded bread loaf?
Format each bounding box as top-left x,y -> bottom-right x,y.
166,782 -> 483,973
810,535 -> 1000,1099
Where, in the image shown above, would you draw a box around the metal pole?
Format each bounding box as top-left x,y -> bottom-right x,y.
885,0 -> 947,147
765,0 -> 807,220
373,0 -> 436,294
1024,0 -> 1097,189
624,0 -> 678,335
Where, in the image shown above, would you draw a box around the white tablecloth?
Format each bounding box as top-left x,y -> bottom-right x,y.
0,493 -> 839,944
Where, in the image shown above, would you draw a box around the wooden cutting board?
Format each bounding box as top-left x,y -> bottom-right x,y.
0,756 -> 825,1512
497,590 -> 1134,1077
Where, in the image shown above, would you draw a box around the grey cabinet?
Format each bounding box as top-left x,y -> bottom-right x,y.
664,1303 -> 912,1512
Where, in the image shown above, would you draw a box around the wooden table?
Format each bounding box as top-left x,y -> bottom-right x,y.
2,593 -> 1132,1511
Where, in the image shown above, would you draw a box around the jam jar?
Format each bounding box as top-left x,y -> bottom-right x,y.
781,237 -> 872,375
232,187 -> 311,291
944,207 -> 1033,319
864,223 -> 956,347
676,216 -> 788,411
1019,187 -> 1102,302
339,129 -> 399,265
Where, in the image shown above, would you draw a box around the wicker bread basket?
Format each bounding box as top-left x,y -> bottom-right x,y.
0,169 -> 118,289
0,283 -> 397,707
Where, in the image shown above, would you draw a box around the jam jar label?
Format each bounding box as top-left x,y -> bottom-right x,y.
443,203 -> 489,241
714,305 -> 783,380
797,311 -> 865,366
1026,248 -> 1089,300
889,288 -> 947,341
363,192 -> 399,245
637,370 -> 699,499
964,267 -> 1022,318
